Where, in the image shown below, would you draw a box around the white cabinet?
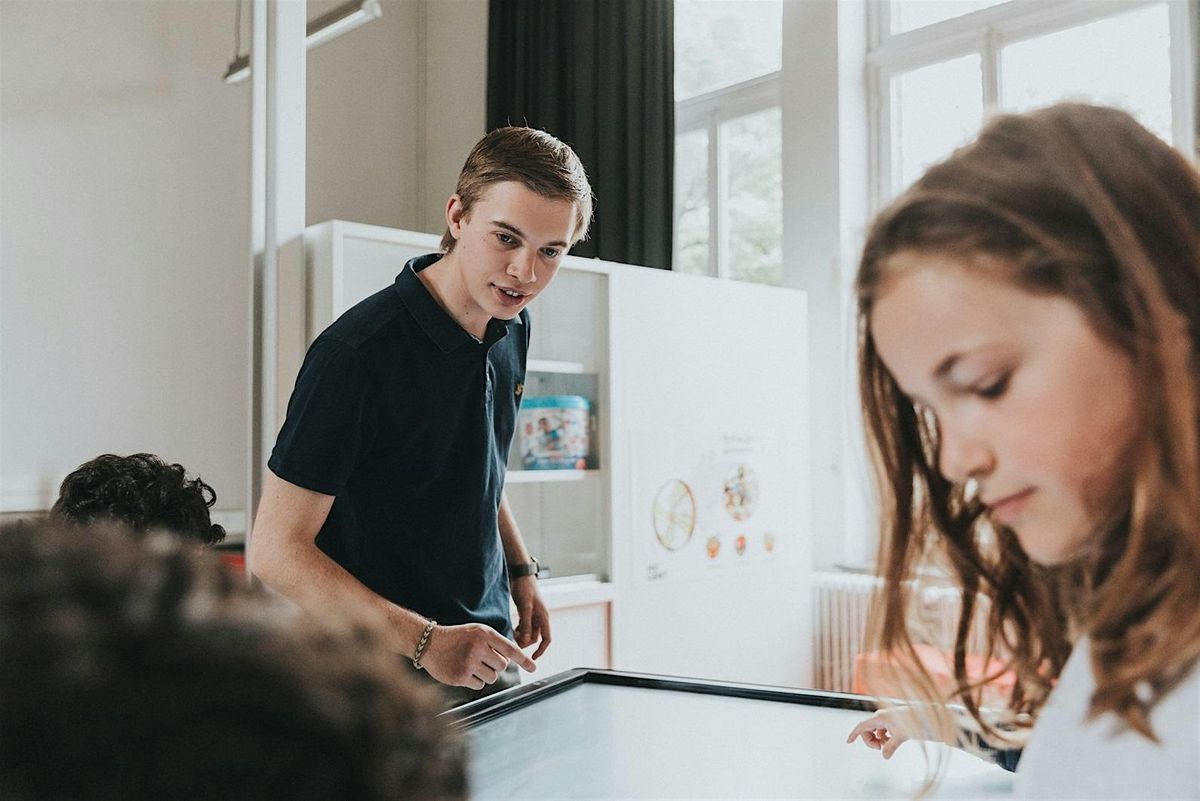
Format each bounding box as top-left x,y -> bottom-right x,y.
502,264 -> 610,582
306,221 -> 811,686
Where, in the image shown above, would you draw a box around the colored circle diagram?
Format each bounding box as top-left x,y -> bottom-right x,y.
652,479 -> 697,551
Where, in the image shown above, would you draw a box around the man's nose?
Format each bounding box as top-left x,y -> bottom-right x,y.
508,251 -> 537,284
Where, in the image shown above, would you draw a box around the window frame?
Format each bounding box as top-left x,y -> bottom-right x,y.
866,0 -> 1196,210
675,71 -> 781,279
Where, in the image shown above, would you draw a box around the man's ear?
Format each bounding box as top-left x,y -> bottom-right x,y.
445,194 -> 466,239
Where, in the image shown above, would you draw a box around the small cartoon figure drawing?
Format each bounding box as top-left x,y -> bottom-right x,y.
706,536 -> 721,559
723,464 -> 758,522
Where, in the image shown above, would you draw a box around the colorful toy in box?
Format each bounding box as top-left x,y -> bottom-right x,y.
516,395 -> 591,470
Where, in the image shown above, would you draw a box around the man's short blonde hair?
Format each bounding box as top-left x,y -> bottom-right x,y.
441,127 -> 594,253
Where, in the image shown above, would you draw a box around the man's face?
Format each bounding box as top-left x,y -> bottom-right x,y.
444,181 -> 577,321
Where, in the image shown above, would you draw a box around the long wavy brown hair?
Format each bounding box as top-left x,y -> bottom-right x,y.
856,103 -> 1200,749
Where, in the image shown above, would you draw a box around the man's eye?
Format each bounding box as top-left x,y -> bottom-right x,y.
497,233 -> 516,245
977,373 -> 1011,399
542,248 -> 560,258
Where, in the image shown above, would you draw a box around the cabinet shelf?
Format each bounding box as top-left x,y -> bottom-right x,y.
507,469 -> 600,484
527,359 -> 586,374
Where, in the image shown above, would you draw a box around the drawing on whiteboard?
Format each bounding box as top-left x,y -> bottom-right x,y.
723,464 -> 758,521
706,535 -> 721,559
652,478 -> 696,551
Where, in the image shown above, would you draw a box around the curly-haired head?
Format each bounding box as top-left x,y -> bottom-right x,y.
0,519 -> 467,801
51,453 -> 226,545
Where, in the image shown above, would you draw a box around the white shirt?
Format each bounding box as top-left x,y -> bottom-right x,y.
1017,636 -> 1200,799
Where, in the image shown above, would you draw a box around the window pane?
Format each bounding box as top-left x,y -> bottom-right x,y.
1001,3 -> 1173,144
891,0 -> 1006,34
675,0 -> 782,101
674,129 -> 710,276
724,107 -> 782,286
890,54 -> 983,193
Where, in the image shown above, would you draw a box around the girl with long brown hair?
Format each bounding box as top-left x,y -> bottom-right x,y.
845,103 -> 1200,797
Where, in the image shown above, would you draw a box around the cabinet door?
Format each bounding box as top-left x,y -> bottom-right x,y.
532,602 -> 611,677
607,268 -> 812,687
306,222 -> 441,341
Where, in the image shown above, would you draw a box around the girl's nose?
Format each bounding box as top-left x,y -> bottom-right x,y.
938,424 -> 995,484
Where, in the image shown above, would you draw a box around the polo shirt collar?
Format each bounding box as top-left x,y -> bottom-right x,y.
394,253 -> 523,353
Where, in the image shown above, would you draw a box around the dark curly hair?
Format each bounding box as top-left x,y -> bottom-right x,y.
0,519 -> 467,801
50,453 -> 226,545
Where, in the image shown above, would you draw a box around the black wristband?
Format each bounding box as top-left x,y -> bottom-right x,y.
508,557 -> 540,578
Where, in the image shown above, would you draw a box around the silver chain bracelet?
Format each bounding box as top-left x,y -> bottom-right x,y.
412,618 -> 437,670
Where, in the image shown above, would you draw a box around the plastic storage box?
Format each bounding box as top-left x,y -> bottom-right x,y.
515,395 -> 591,470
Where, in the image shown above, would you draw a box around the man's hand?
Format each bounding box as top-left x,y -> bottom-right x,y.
419,622 -> 536,690
511,575 -> 552,659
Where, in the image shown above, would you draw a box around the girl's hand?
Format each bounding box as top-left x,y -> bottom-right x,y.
847,711 -> 911,759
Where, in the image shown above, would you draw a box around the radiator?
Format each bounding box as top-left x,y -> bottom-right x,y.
812,571 -> 991,693
813,572 -> 881,692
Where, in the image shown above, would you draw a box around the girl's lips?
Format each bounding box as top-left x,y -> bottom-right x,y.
988,488 -> 1035,526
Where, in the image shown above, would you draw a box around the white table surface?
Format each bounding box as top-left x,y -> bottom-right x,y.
466,683 -> 1015,799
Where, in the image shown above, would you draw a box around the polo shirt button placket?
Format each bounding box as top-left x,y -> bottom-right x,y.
485,356 -> 494,407
483,321 -> 505,407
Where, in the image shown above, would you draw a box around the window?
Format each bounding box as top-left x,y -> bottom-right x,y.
1000,4 -> 1174,141
890,0 -> 1006,34
871,0 -> 1194,203
674,0 -> 783,284
890,53 -> 983,193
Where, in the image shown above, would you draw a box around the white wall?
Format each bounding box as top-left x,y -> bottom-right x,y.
307,0 -> 421,230
305,0 -> 488,235
0,0 -> 484,531
0,0 -> 251,521
419,0 -> 488,234
780,0 -> 871,571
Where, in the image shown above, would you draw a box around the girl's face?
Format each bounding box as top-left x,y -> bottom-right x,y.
869,252 -> 1139,565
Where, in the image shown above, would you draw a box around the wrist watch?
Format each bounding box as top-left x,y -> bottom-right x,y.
508,557 -> 540,579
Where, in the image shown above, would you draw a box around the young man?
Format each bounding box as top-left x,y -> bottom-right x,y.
52,452 -> 226,545
250,127 -> 593,705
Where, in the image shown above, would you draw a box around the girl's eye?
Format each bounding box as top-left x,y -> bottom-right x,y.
976,373 -> 1011,399
542,247 -> 560,258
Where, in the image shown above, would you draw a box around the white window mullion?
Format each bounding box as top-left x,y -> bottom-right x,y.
1168,0 -> 1196,159
869,0 -> 891,49
709,114 -> 724,279
870,0 -> 1183,209
677,72 -> 783,279
869,64 -> 889,215
677,72 -> 780,130
981,25 -> 1001,115
871,0 -> 1161,70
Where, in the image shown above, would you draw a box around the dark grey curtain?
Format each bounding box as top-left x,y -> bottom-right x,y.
487,0 -> 674,270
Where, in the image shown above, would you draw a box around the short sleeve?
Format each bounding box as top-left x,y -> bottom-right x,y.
268,338 -> 379,496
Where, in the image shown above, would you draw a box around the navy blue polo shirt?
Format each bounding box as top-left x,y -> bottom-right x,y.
268,253 -> 528,637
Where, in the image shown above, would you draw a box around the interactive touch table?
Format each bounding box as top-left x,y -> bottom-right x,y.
445,669 -> 1016,800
